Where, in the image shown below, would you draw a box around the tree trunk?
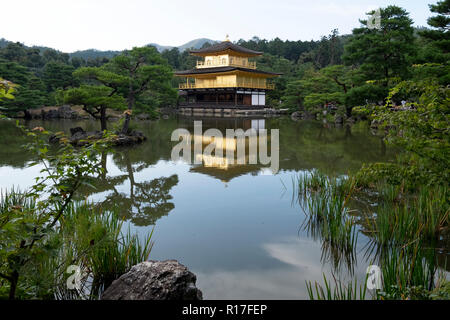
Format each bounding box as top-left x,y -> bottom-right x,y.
23,109 -> 32,120
9,271 -> 18,300
122,114 -> 131,134
125,154 -> 135,197
346,106 -> 352,118
122,90 -> 134,134
100,106 -> 107,131
100,152 -> 107,180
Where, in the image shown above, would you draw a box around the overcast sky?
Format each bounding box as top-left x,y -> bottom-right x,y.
0,0 -> 432,52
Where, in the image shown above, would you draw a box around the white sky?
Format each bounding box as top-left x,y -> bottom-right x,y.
0,0 -> 431,52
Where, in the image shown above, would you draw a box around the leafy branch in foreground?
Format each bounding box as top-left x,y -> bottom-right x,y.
0,78 -> 17,101
0,123 -> 112,299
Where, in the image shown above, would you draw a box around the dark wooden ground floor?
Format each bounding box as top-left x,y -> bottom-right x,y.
178,88 -> 267,109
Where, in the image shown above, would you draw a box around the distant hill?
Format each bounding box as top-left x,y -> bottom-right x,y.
177,38 -> 218,51
0,38 -> 10,48
148,38 -> 218,53
0,37 -> 218,60
69,49 -> 122,60
147,43 -> 174,52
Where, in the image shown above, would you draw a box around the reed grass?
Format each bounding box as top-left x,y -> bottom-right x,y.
297,171 -> 449,300
56,202 -> 154,299
364,184 -> 449,246
306,273 -> 367,300
1,189 -> 154,300
0,187 -> 36,215
297,171 -> 358,272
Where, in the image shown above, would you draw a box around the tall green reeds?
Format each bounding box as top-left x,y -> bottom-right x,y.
306,273 -> 367,300
0,189 -> 154,300
297,170 -> 449,300
55,202 -> 154,299
296,170 -> 358,273
364,183 -> 449,246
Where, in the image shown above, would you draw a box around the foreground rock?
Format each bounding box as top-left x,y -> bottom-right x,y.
101,260 -> 203,300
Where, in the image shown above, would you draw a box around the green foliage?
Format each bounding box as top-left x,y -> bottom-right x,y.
282,64 -> 353,114
416,0 -> 450,85
0,41 -> 110,114
0,123 -> 113,299
420,0 -> 450,55
359,79 -> 449,187
379,284 -> 437,300
0,59 -> 48,113
0,123 -> 156,299
64,67 -> 128,131
42,61 -> 77,92
363,183 -> 448,246
280,4 -> 448,114
54,202 -> 153,299
0,194 -> 153,300
64,47 -> 176,132
0,78 -> 16,101
106,46 -> 176,132
343,6 -> 415,85
280,5 -> 418,114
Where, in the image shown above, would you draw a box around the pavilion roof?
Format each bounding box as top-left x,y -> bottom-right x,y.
174,66 -> 281,77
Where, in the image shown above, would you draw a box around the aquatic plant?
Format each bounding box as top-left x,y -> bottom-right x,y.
297,170 -> 358,273
299,169 -> 449,300
0,193 -> 153,300
54,202 -> 154,299
306,273 -> 367,300
364,184 -> 448,246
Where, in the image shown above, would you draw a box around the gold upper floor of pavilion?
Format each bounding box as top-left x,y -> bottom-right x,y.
175,40 -> 281,90
196,55 -> 257,69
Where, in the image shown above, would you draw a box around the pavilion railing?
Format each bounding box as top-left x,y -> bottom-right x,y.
179,82 -> 275,90
196,61 -> 257,69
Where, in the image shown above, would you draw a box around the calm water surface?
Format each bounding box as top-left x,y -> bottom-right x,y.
0,116 -> 397,299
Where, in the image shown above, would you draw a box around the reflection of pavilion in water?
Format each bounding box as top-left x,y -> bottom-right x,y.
183,117 -> 271,182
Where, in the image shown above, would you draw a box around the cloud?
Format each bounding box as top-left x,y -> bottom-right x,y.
194,237 -> 367,299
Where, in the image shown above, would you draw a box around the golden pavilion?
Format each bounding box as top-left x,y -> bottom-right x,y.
175,38 -> 281,111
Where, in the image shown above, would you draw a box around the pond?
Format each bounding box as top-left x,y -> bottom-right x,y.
0,116 -> 409,299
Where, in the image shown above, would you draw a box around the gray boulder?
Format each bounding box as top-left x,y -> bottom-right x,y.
101,260 -> 203,300
70,130 -> 103,146
58,105 -> 79,119
335,115 -> 344,124
136,113 -> 150,120
40,105 -> 79,119
70,127 -> 84,136
291,111 -> 302,120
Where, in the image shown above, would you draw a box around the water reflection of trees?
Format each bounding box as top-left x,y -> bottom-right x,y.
79,151 -> 178,226
1,117 -> 394,180
0,120 -> 35,168
275,118 -> 393,176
